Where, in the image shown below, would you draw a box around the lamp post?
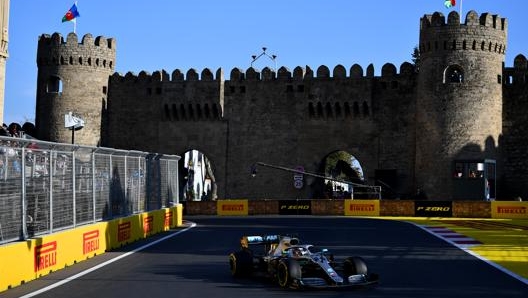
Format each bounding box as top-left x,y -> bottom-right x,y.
64,112 -> 85,144
251,47 -> 277,71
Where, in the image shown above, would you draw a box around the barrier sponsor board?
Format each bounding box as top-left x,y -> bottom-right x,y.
217,200 -> 249,216
344,200 -> 380,216
143,215 -> 154,235
34,241 -> 57,273
164,210 -> 173,230
491,201 -> 528,219
279,200 -> 312,215
0,206 -> 183,292
415,201 -> 453,217
83,230 -> 100,255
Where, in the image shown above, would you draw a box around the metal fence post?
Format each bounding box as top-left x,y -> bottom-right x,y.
92,149 -> 96,222
20,146 -> 28,240
72,150 -> 76,227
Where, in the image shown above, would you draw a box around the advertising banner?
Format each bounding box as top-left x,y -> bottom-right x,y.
344,200 -> 380,216
414,201 -> 453,217
491,201 -> 528,219
278,200 -> 312,215
217,200 -> 249,216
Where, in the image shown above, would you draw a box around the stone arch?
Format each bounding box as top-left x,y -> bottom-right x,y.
317,150 -> 366,199
443,65 -> 465,83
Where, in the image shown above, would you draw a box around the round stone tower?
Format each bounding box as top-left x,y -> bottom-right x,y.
35,32 -> 116,145
415,11 -> 507,200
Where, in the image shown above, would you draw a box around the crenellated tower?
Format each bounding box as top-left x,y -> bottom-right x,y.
35,32 -> 115,145
416,11 -> 507,199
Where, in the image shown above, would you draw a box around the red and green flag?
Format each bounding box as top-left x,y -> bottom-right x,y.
444,0 -> 456,8
62,2 -> 80,23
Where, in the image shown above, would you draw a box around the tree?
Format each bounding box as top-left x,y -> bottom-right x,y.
412,45 -> 420,72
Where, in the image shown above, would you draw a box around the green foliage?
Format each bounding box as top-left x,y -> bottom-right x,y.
412,45 -> 420,72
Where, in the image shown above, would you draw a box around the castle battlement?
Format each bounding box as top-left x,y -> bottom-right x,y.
37,32 -> 116,70
38,32 -> 115,49
419,11 -> 507,57
421,10 -> 507,31
110,62 -> 415,85
513,54 -> 528,69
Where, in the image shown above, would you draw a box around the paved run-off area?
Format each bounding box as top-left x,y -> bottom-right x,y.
391,217 -> 528,283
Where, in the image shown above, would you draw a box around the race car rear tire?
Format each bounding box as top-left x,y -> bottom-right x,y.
229,250 -> 253,277
277,259 -> 301,288
343,256 -> 368,276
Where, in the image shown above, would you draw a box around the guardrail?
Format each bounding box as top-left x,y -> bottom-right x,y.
0,136 -> 180,244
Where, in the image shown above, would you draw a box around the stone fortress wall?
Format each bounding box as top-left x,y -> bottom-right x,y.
34,11 -> 528,201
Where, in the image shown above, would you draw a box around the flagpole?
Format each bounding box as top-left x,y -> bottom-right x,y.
74,1 -> 78,34
460,0 -> 463,18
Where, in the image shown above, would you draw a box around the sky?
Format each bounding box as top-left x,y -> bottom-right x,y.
3,0 -> 528,125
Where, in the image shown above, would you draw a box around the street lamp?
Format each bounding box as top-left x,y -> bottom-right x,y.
64,112 -> 85,144
251,47 -> 277,71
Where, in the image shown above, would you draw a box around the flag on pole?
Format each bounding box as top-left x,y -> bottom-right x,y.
444,0 -> 456,8
62,2 -> 80,23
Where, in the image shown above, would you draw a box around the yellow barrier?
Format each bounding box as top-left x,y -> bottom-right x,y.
0,204 -> 183,292
217,200 -> 248,216
491,201 -> 528,219
344,200 -> 380,216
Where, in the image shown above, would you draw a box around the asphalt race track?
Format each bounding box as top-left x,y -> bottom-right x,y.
1,216 -> 527,298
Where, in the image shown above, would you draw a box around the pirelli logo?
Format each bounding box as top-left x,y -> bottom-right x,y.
83,230 -> 100,255
491,202 -> 528,219
344,200 -> 380,216
222,204 -> 244,211
349,204 -> 375,212
118,222 -> 132,242
34,241 -> 57,272
164,211 -> 173,228
497,206 -> 526,214
217,200 -> 248,215
143,216 -> 154,234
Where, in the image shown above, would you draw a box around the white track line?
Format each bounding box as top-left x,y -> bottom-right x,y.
19,221 -> 197,298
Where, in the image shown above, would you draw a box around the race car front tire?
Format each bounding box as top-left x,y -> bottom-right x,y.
277,259 -> 301,288
343,256 -> 368,277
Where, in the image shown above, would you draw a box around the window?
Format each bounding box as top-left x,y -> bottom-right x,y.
468,162 -> 484,178
46,76 -> 62,93
444,65 -> 464,83
453,161 -> 484,178
454,162 -> 464,178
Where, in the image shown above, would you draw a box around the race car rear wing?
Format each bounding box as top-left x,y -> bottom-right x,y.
240,234 -> 299,250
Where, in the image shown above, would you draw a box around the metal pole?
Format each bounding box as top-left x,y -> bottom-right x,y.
92,150 -> 96,222
253,162 -> 381,198
72,151 -> 76,227
20,147 -> 28,240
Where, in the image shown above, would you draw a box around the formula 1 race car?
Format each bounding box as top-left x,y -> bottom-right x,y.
228,234 -> 379,289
